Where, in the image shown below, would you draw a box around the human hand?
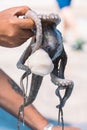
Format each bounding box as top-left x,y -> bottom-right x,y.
52,126 -> 80,130
0,6 -> 35,47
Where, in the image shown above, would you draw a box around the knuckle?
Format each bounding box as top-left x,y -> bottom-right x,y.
7,30 -> 16,37
24,6 -> 30,10
9,17 -> 17,27
7,20 -> 17,37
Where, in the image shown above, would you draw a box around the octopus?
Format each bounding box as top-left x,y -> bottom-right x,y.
16,10 -> 74,130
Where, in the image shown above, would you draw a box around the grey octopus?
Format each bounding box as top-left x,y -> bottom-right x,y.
17,10 -> 74,130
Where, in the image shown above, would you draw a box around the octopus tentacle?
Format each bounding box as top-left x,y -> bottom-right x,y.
24,74 -> 43,106
25,10 -> 42,52
38,13 -> 61,25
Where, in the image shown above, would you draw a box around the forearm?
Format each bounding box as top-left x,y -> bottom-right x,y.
24,105 -> 49,129
0,69 -> 49,129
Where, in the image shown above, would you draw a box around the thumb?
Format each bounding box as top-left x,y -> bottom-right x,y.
13,6 -> 30,16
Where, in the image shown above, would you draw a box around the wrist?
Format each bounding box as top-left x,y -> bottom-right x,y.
44,123 -> 54,130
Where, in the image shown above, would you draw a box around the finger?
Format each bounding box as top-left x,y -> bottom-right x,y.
13,6 -> 35,29
11,6 -> 35,29
18,29 -> 34,38
14,6 -> 30,16
4,6 -> 30,16
16,18 -> 35,29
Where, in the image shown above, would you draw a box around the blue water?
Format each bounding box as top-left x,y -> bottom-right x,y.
0,108 -> 86,130
0,108 -> 30,130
